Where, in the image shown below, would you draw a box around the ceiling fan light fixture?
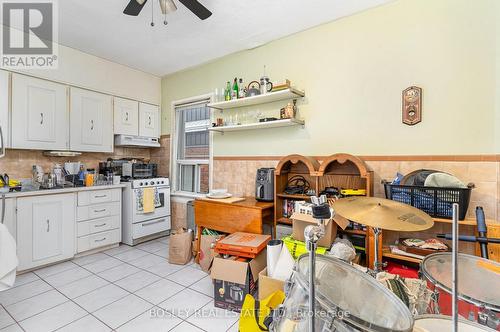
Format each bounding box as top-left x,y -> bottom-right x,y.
135,0 -> 147,5
159,0 -> 177,15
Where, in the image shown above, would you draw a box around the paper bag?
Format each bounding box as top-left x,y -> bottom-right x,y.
169,228 -> 193,265
199,234 -> 222,272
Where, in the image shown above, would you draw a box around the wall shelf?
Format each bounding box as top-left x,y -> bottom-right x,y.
207,88 -> 305,110
208,118 -> 304,133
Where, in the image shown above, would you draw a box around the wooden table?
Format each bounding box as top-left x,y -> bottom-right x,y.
194,197 -> 274,262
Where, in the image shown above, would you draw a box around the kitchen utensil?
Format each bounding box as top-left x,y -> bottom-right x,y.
41,173 -> 56,189
259,76 -> 273,95
53,164 -> 64,186
32,165 -> 44,184
64,162 -> 81,175
246,81 -> 261,97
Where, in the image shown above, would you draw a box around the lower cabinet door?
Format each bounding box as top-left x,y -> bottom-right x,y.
17,193 -> 75,271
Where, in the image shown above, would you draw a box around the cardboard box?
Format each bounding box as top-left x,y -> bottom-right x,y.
211,249 -> 267,312
258,267 -> 285,300
291,212 -> 349,247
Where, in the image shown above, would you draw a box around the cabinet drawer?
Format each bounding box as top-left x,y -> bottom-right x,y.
78,189 -> 121,206
77,229 -> 120,253
77,201 -> 120,221
77,215 -> 120,237
132,216 -> 170,239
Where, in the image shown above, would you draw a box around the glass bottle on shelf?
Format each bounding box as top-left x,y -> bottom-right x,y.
231,78 -> 238,100
224,81 -> 231,101
238,78 -> 245,98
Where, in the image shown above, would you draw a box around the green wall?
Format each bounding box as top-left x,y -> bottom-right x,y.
162,0 -> 498,156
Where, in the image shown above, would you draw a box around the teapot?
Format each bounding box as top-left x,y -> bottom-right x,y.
246,81 -> 261,97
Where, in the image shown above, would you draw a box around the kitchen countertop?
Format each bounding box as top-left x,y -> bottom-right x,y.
1,183 -> 128,199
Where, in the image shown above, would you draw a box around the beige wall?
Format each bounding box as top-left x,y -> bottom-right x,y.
162,0 -> 498,156
12,44 -> 161,105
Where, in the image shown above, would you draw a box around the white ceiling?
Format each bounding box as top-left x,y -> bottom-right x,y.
11,0 -> 393,76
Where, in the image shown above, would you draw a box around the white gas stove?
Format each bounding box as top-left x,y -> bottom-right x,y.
122,177 -> 171,245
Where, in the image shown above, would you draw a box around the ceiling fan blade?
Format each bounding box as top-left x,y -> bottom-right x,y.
123,0 -> 148,16
177,0 -> 212,20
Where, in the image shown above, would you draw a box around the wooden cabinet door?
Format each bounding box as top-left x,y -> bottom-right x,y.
114,97 -> 138,135
11,74 -> 68,150
70,87 -> 113,152
139,103 -> 160,138
17,194 -> 75,271
0,70 -> 9,150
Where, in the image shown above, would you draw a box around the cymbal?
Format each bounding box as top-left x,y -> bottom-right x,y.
330,197 -> 434,232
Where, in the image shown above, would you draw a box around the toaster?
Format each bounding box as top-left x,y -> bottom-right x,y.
255,168 -> 275,202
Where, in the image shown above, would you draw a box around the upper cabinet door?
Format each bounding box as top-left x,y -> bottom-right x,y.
114,97 -> 139,135
0,70 -> 9,151
11,74 -> 68,150
70,87 -> 113,152
139,103 -> 160,138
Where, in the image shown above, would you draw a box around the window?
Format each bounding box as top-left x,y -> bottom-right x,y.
173,99 -> 211,194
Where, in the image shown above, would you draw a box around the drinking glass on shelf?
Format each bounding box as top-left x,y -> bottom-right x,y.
213,88 -> 220,102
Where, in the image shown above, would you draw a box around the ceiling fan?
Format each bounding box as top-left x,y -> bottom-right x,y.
123,0 -> 212,23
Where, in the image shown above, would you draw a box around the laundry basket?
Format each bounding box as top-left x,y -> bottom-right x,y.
383,182 -> 473,220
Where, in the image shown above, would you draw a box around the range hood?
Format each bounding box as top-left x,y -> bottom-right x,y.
43,151 -> 82,157
114,135 -> 160,148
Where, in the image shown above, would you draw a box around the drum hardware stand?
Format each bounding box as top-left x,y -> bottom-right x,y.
451,203 -> 459,332
437,206 -> 500,259
305,195 -> 332,332
372,227 -> 385,273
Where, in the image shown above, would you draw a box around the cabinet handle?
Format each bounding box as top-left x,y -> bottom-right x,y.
46,219 -> 50,232
94,223 -> 107,228
94,208 -> 106,213
91,120 -> 94,130
94,194 -> 107,198
0,125 -> 5,159
40,113 -> 44,125
125,112 -> 129,121
95,237 -> 107,242
148,116 -> 152,126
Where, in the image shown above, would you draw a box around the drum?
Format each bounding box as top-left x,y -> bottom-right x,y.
421,253 -> 500,330
271,254 -> 414,332
413,315 -> 491,332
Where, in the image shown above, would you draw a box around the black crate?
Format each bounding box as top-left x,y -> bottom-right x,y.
383,183 -> 473,220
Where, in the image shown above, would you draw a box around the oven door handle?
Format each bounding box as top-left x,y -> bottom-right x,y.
141,220 -> 165,227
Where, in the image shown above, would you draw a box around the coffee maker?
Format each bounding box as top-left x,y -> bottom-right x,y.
255,168 -> 274,202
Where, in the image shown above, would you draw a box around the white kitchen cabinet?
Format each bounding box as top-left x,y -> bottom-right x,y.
70,87 -> 113,152
76,188 -> 121,254
17,193 -> 75,271
0,70 -> 10,150
139,103 -> 160,138
0,197 -> 16,240
114,97 -> 139,135
11,74 -> 68,150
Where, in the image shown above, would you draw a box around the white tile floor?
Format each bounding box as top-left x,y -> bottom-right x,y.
0,236 -> 240,332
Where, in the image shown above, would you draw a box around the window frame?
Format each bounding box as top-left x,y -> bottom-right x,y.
170,93 -> 213,198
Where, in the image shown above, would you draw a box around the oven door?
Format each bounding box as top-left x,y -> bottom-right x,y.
132,186 -> 170,223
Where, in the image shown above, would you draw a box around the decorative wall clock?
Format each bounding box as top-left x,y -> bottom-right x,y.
402,86 -> 422,125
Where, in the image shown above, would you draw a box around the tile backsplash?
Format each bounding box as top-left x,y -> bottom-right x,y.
213,158 -> 500,223
0,135 -> 171,179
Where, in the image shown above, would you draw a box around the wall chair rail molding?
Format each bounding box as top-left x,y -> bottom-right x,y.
214,155 -> 500,162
